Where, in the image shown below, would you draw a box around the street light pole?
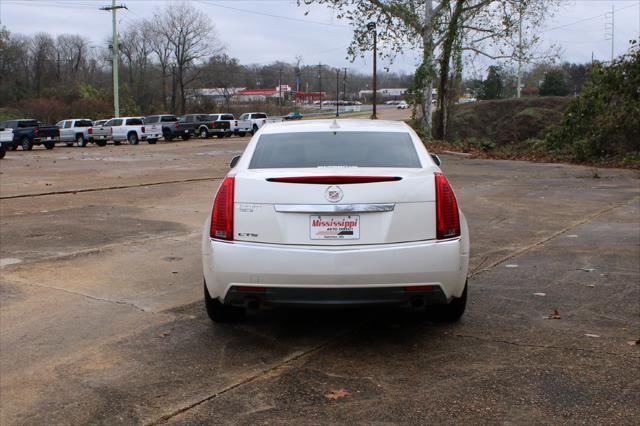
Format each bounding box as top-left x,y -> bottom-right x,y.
367,22 -> 377,119
100,1 -> 127,118
336,68 -> 340,118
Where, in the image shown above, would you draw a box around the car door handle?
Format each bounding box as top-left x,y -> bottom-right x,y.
274,203 -> 395,213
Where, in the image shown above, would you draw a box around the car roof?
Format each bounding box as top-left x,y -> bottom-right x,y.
260,119 -> 411,135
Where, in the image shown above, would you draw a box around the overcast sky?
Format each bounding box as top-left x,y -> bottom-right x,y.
1,0 -> 639,75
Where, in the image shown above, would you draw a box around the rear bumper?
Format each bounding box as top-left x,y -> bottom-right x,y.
203,236 -> 469,306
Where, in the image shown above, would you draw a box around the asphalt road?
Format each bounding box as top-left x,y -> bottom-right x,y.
1,120 -> 639,424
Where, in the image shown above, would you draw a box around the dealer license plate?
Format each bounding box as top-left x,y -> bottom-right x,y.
310,215 -> 360,240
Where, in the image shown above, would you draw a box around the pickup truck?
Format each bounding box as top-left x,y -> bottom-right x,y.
238,112 -> 269,134
0,119 -> 59,150
0,126 -> 15,158
179,114 -> 230,139
144,114 -> 191,142
104,117 -> 150,145
209,113 -> 252,137
56,118 -> 94,147
90,119 -> 111,146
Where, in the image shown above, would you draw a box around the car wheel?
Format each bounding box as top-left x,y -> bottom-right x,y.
225,133 -> 232,138
252,124 -> 258,134
114,140 -> 121,146
66,142 -> 74,147
96,140 -> 107,147
21,137 -> 33,151
199,128 -> 209,139
76,134 -> 86,147
147,138 -> 157,144
163,130 -> 173,142
238,132 -> 246,137
181,134 -> 190,141
43,141 -> 55,150
127,132 -> 139,145
10,145 -> 17,151
0,146 -> 5,159
427,281 -> 467,323
204,281 -> 245,323
216,133 -> 224,139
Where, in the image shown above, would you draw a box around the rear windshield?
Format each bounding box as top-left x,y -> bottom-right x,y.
221,114 -> 234,120
75,120 -> 93,127
18,120 -> 39,128
126,118 -> 143,125
161,115 -> 177,122
249,131 -> 421,169
252,113 -> 267,119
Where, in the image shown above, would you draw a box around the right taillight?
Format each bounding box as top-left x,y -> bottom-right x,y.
210,176 -> 235,240
435,172 -> 460,239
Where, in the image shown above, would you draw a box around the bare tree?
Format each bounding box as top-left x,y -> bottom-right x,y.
158,2 -> 223,114
30,32 -> 55,97
146,19 -> 172,111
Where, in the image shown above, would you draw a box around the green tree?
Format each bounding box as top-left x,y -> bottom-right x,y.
539,69 -> 569,96
479,66 -> 503,100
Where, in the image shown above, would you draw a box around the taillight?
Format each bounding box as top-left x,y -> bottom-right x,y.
210,176 -> 234,240
435,172 -> 460,239
110,127 -> 113,134
34,128 -> 39,137
88,128 -> 92,135
141,126 -> 145,133
176,122 -> 180,129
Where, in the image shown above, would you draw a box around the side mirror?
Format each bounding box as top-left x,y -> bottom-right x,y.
229,155 -> 241,168
430,153 -> 442,167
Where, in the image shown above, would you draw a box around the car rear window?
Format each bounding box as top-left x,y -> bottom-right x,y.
161,115 -> 177,122
106,119 -> 122,126
252,113 -> 267,119
18,120 -> 39,128
144,116 -> 159,124
249,131 -> 421,169
76,120 -> 93,127
221,114 -> 234,120
126,118 -> 143,125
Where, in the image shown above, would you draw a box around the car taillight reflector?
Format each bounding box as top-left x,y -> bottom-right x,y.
34,128 -> 39,137
404,285 -> 434,292
210,176 -> 234,240
88,127 -> 92,135
141,126 -> 145,133
176,122 -> 180,128
266,176 -> 402,184
435,172 -> 460,239
236,286 -> 265,293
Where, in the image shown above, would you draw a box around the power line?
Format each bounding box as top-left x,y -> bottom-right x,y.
543,2 -> 636,32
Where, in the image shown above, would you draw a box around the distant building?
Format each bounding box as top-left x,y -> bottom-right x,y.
195,88 -> 246,101
358,88 -> 437,98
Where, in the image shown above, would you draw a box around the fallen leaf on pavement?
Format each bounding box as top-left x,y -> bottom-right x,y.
325,389 -> 351,401
547,309 -> 561,320
584,334 -> 600,338
533,292 -> 546,297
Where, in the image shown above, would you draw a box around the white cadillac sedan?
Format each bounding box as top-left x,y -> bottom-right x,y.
202,119 -> 469,322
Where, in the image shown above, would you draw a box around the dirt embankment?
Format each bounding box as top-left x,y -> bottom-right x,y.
446,97 -> 571,145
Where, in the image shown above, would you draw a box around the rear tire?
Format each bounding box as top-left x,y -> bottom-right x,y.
21,137 -> 33,151
147,138 -> 157,144
238,132 -> 246,137
199,128 -> 209,139
66,142 -> 74,147
216,133 -> 224,139
427,281 -> 467,323
204,281 -> 245,323
75,134 -> 86,147
127,132 -> 139,145
0,146 -> 6,159
181,134 -> 190,141
43,141 -> 55,150
252,124 -> 258,134
114,140 -> 121,146
163,130 -> 173,142
96,140 -> 107,147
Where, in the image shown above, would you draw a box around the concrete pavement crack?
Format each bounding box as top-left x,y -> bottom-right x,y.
469,197 -> 639,278
454,333 -> 635,358
0,176 -> 225,200
146,326 -> 358,425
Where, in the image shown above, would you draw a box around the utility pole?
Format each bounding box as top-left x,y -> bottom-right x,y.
516,7 -> 523,99
100,0 -> 127,118
318,63 -> 322,111
278,68 -> 282,115
343,68 -> 347,101
367,22 -> 377,119
336,69 -> 340,118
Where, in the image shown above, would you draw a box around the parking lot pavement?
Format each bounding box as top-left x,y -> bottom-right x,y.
1,140 -> 638,424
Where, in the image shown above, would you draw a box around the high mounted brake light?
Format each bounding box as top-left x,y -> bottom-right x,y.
266,176 -> 402,184
210,176 -> 235,240
434,172 -> 460,239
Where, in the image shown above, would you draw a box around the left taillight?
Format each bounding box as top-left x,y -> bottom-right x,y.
435,172 -> 460,239
210,176 -> 234,240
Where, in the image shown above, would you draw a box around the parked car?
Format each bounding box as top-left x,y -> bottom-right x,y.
396,101 -> 409,109
208,113 -> 245,138
0,126 -> 15,158
238,112 -> 269,134
283,112 -> 303,121
90,119 -> 111,146
0,119 -> 59,151
178,114 -> 229,139
144,114 -> 190,142
201,119 -> 469,322
56,118 -> 94,147
104,117 -> 148,145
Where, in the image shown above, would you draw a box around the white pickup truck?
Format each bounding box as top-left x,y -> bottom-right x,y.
209,113 -> 252,137
56,118 -> 94,147
0,126 -> 14,159
104,117 -> 161,145
238,112 -> 269,134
